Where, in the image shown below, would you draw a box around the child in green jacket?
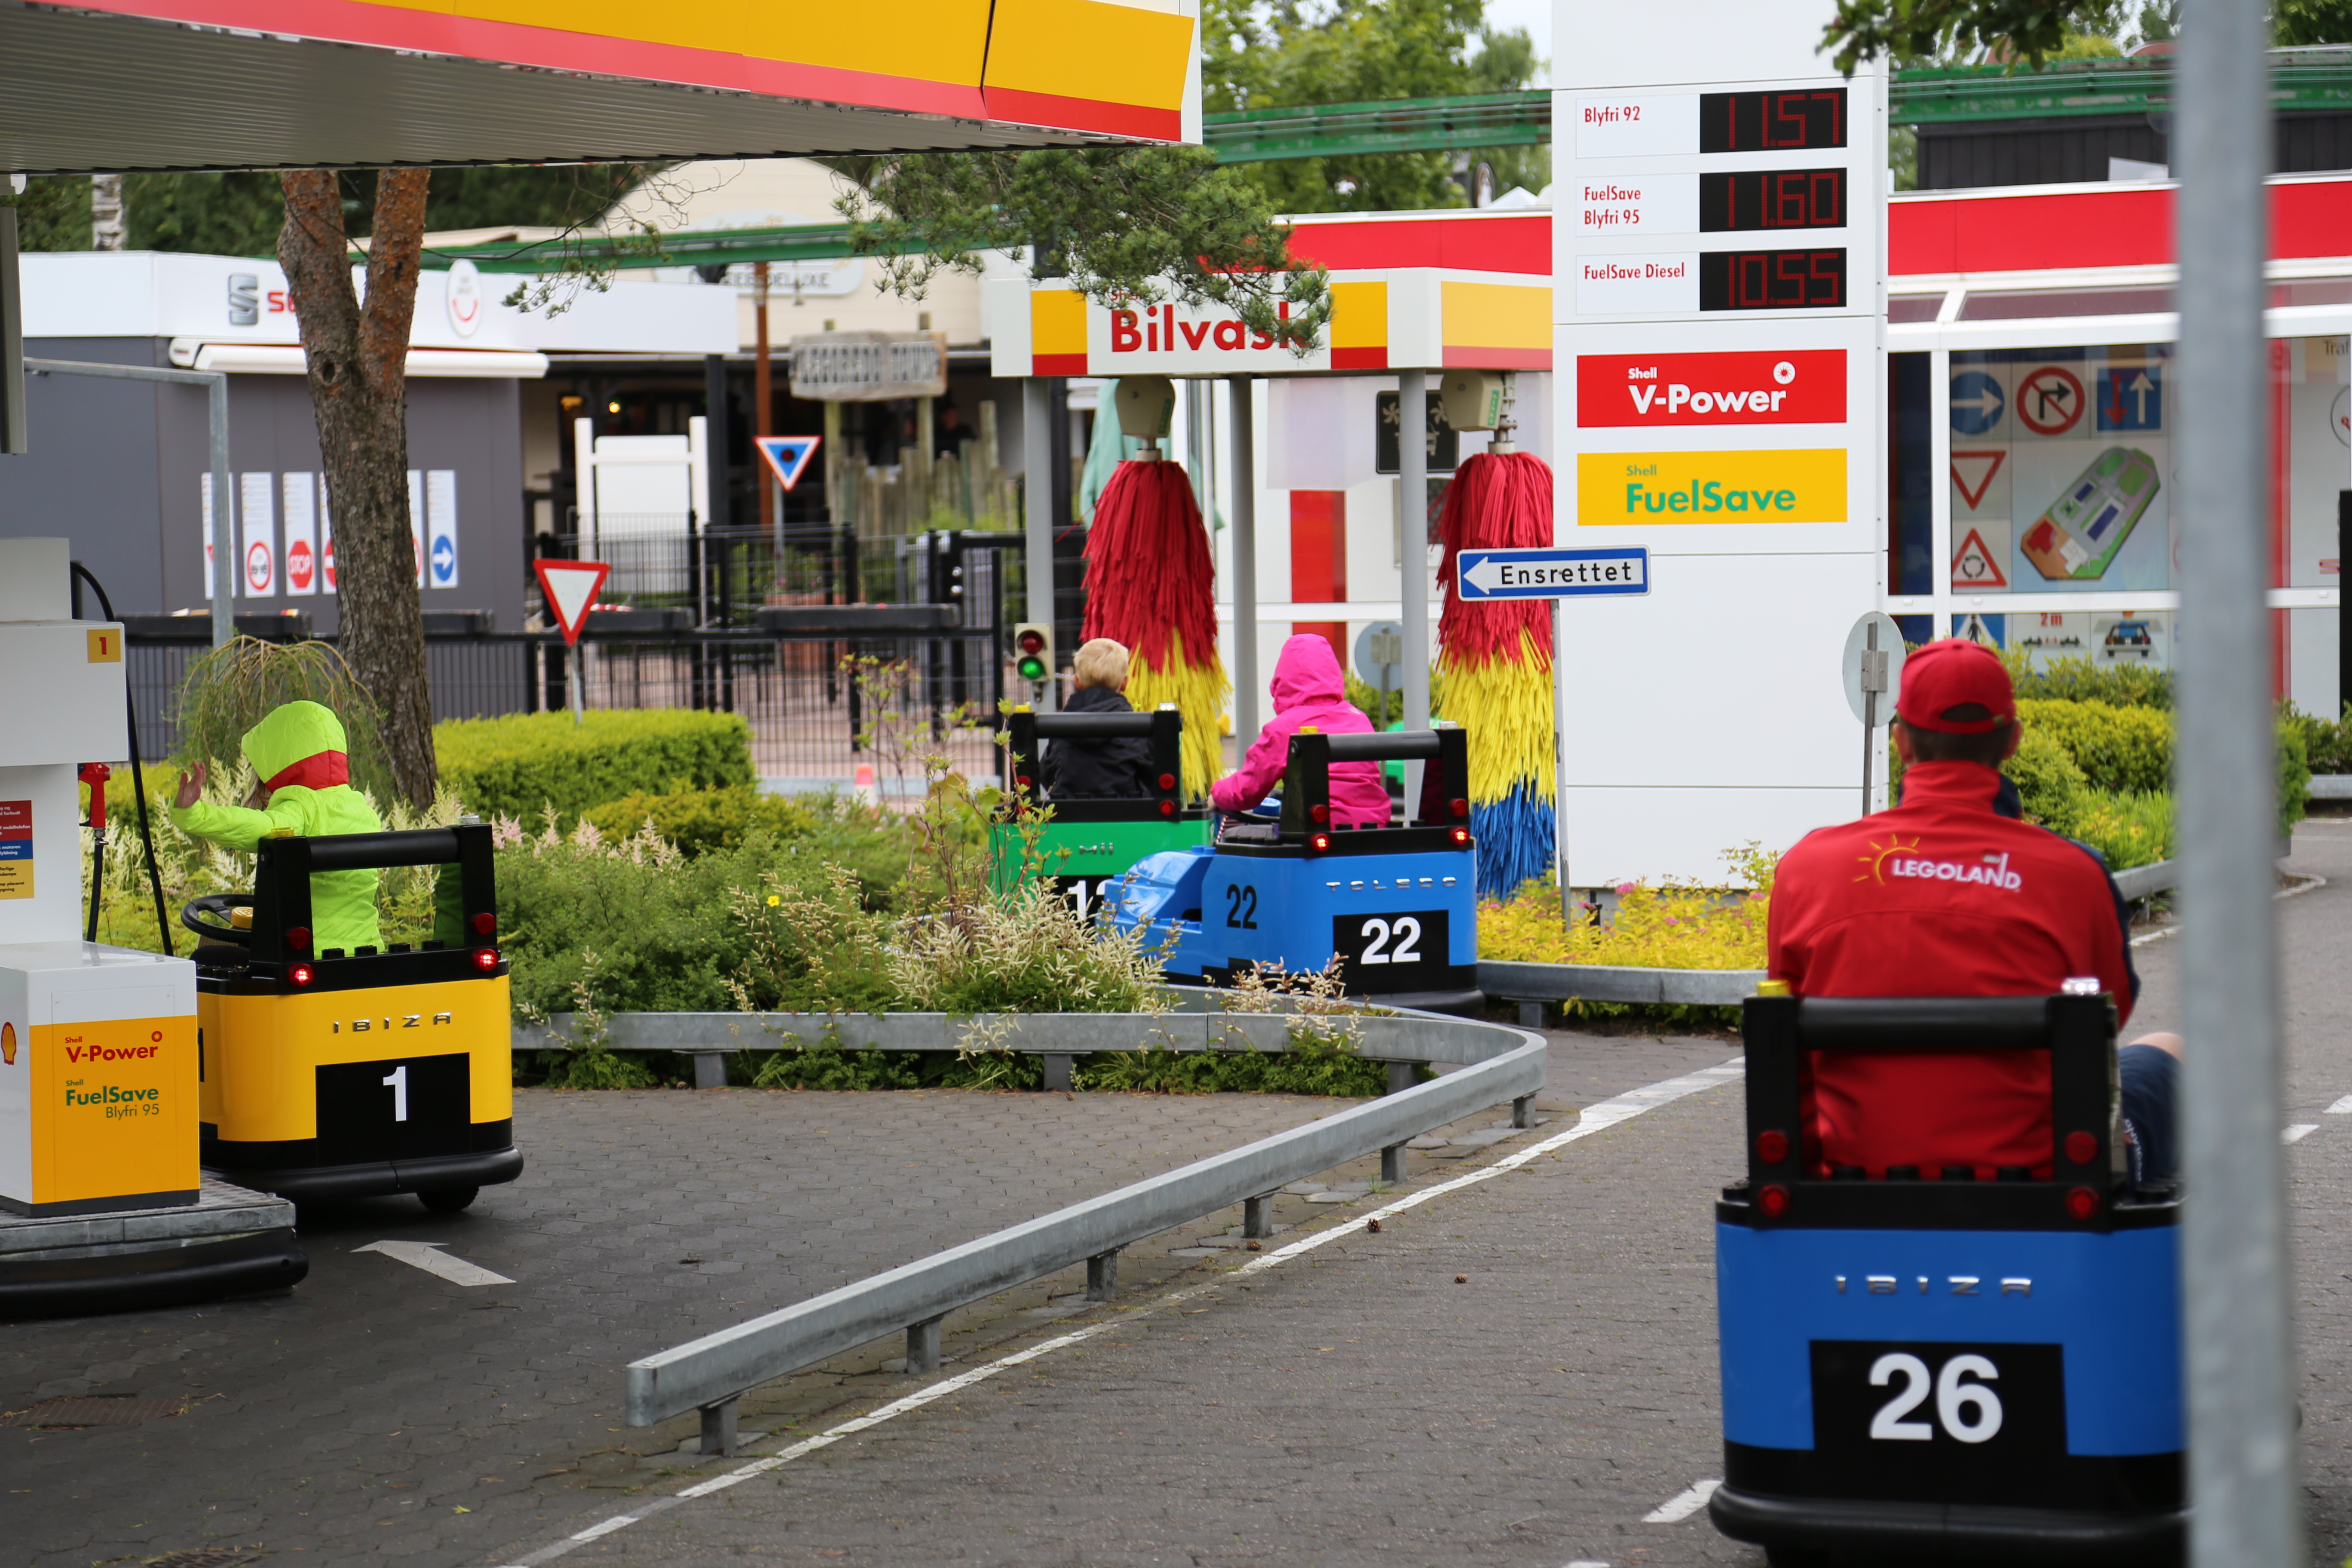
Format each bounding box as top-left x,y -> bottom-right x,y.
170,700 -> 386,953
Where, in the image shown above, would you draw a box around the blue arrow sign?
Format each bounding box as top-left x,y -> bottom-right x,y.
755,435 -> 822,491
1456,546 -> 1650,600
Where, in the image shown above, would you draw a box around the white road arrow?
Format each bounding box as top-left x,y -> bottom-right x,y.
1462,555 -> 1509,594
355,1239 -> 514,1286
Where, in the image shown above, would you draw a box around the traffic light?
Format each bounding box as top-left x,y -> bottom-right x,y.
1012,622 -> 1052,684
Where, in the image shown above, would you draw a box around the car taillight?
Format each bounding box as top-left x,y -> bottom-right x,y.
1158,772 -> 1176,790
285,926 -> 312,952
1159,800 -> 1175,816
1755,1129 -> 1789,1164
474,948 -> 502,973
287,963 -> 315,987
1309,802 -> 1329,822
1451,797 -> 1469,818
1449,827 -> 1470,847
1757,1184 -> 1791,1218
2064,1130 -> 2098,1164
2065,1185 -> 2101,1221
1308,832 -> 1331,853
472,911 -> 496,937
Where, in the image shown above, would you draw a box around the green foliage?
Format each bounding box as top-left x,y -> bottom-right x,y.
1822,0 -> 2112,72
175,637 -> 394,804
584,785 -> 816,858
3,175 -> 94,250
2278,710 -> 2313,830
2016,698 -> 2171,795
2001,649 -> 2172,710
1075,1035 -> 1406,1095
887,879 -> 1173,1019
123,172 -> 286,255
2068,790 -> 2174,870
494,816 -> 763,1018
1999,724 -> 2095,829
2286,701 -> 2352,775
1478,845 -> 1774,970
2275,0 -> 2352,45
436,709 -> 753,823
1203,0 -> 1547,213
725,867 -> 900,1014
840,147 -> 1330,354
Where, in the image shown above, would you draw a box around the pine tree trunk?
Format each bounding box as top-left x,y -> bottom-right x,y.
277,169 -> 438,808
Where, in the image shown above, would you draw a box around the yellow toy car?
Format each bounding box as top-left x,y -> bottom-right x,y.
186,823 -> 521,1212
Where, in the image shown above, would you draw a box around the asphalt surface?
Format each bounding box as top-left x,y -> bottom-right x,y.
11,824 -> 2352,1567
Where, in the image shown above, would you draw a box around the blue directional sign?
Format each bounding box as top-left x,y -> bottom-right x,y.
1456,546 -> 1650,600
1950,370 -> 2005,435
755,434 -> 822,491
2097,366 -> 2162,432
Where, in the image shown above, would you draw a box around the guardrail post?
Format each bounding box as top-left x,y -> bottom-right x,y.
1086,1248 -> 1121,1301
1384,1060 -> 1415,1095
906,1315 -> 943,1375
1512,1095 -> 1534,1130
1517,1001 -> 1545,1029
1243,1192 -> 1274,1238
1381,1142 -> 1407,1184
692,1052 -> 726,1090
1042,1053 -> 1073,1092
698,1397 -> 738,1456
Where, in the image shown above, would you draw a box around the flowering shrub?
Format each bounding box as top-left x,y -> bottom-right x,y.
1478,844 -> 1775,971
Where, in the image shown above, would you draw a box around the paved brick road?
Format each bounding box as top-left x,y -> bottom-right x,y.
472,824 -> 2352,1568
0,1085 -> 1465,1567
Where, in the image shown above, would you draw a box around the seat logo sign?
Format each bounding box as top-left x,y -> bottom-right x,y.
1578,349 -> 1844,427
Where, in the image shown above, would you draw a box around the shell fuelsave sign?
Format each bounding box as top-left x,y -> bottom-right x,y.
67,0 -> 1196,139
1576,448 -> 1847,524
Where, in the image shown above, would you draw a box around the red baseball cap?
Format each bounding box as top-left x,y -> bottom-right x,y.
1897,638 -> 2016,733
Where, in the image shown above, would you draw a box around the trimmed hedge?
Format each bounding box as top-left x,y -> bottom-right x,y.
584,784 -> 815,858
2016,698 -> 2171,795
437,710 -> 753,822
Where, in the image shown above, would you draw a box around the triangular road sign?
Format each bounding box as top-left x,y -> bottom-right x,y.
755,435 -> 821,491
534,559 -> 611,646
1951,449 -> 2006,510
1951,526 -> 2010,590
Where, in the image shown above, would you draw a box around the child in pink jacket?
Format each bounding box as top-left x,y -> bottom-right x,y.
1210,634 -> 1393,828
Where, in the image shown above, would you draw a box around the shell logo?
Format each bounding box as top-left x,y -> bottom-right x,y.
1,1020 -> 15,1066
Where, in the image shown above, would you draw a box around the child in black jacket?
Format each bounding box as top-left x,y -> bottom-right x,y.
1040,638 -> 1158,799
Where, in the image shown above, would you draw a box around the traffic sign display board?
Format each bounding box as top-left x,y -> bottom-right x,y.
534,560 -> 611,647
1457,547 -> 1650,600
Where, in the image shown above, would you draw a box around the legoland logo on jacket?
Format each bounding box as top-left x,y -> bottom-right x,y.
1858,838 -> 2025,891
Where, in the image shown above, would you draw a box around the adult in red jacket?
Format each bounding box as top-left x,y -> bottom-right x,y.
1210,634 -> 1393,828
1767,638 -> 2178,1182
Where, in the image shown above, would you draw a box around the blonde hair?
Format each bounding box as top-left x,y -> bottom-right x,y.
1072,637 -> 1131,690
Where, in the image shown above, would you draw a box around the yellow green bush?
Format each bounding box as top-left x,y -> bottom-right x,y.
583,784 -> 816,858
434,709 -> 753,823
1478,845 -> 1774,971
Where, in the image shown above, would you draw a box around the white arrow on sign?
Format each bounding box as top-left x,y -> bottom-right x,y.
1456,547 -> 1650,600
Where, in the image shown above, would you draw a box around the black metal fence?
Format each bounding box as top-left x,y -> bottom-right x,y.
126,625 -> 1011,790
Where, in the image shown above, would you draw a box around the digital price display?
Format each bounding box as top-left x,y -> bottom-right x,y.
1699,248 -> 1847,311
1698,89 -> 1846,153
1700,168 -> 1845,232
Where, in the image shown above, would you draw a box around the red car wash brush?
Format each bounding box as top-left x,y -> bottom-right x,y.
1081,375 -> 1230,797
1433,372 -> 1555,899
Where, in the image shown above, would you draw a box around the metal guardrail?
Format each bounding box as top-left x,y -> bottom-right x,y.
2310,775 -> 2352,799
607,1000 -> 1545,1446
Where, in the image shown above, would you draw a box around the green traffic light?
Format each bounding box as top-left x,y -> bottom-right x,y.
1017,655 -> 1048,682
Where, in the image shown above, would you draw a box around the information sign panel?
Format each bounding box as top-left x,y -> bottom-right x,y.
1555,0 -> 1888,882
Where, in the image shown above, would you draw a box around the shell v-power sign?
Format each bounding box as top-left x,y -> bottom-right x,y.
1554,0 -> 1886,882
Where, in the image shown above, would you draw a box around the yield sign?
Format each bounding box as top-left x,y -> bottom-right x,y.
1950,449 -> 2006,509
755,435 -> 821,491
534,559 -> 611,646
1951,527 -> 2009,589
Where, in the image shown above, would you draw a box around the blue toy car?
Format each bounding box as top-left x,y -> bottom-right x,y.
1105,726 -> 1483,1014
1711,992 -> 2182,1565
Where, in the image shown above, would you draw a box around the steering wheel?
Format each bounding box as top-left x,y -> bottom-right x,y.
182,893 -> 256,946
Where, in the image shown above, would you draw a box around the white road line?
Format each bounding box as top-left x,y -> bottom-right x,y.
2284,1124 -> 2319,1144
1642,1479 -> 1721,1524
1566,1561 -> 1613,1566
352,1240 -> 513,1286
486,1055 -> 1747,1568
2327,1095 -> 2352,1115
